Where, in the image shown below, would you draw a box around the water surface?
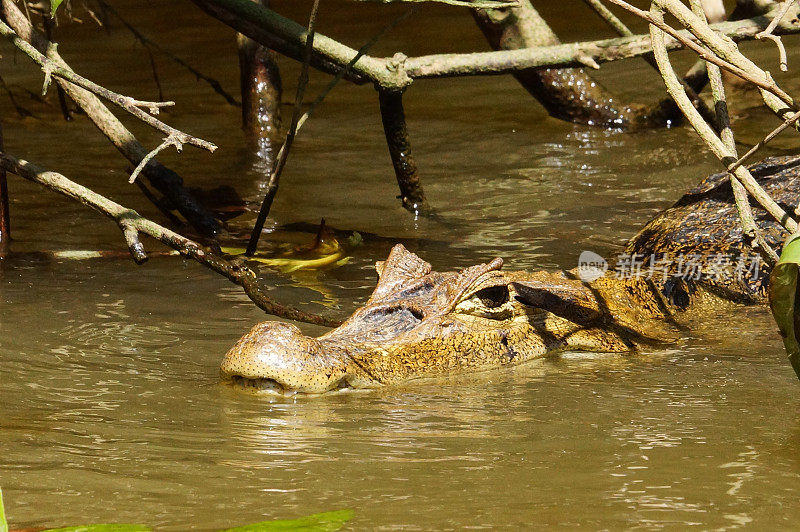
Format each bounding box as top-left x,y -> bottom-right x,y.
1,1 -> 799,529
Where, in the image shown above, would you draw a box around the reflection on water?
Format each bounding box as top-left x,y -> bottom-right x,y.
1,0 -> 800,529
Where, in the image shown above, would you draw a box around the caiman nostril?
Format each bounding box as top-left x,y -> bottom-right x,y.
408,307 -> 425,320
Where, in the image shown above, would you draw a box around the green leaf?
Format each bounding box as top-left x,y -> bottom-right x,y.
50,0 -> 64,16
769,235 -> 800,380
221,509 -> 354,532
347,232 -> 363,248
0,487 -> 8,532
43,526 -> 151,532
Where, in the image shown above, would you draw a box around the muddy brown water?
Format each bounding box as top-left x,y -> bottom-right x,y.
1,1 -> 800,529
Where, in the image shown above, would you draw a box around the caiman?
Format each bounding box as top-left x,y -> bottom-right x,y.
221,155 -> 800,395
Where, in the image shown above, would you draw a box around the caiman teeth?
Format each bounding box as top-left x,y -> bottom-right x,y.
229,375 -> 297,396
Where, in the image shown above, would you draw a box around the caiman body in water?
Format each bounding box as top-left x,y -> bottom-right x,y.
221,156 -> 800,394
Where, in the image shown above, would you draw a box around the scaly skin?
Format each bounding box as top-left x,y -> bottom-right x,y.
221,155 -> 800,395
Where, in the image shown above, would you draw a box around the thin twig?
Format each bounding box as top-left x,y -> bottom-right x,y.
0,151 -> 341,327
145,47 -> 165,102
583,0 -> 715,125
95,0 -> 240,106
295,7 -> 416,135
128,136 -> 182,184
649,2 -> 797,238
757,0 -> 797,35
656,0 -> 795,105
246,0 -> 320,257
0,19 -> 171,111
753,0 -> 795,71
604,0 -> 795,106
0,18 -> 218,153
727,110 -> 800,175
1,0 -> 221,236
690,0 -> 778,263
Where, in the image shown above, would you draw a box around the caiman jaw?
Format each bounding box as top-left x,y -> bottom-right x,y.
220,321 -> 355,396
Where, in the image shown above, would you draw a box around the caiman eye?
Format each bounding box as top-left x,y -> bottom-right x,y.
472,285 -> 510,309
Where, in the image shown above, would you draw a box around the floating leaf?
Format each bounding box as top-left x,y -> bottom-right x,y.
768,235 -> 800,380
43,525 -> 150,532
221,247 -> 349,273
50,0 -> 64,16
221,509 -> 354,532
1,487 -> 7,532
347,232 -> 363,248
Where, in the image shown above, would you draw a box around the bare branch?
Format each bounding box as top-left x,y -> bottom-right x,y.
120,219 -> 148,264
1,0 -> 221,236
128,136 -> 184,184
0,18 -> 217,152
753,0 -> 795,70
0,151 -> 342,328
649,2 -> 797,240
757,0 -> 797,35
605,0 -> 796,106
0,19 -> 170,111
690,0 -> 779,263
195,0 -> 800,87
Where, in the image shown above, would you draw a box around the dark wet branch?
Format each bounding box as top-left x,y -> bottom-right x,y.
583,0 -> 715,126
0,151 -> 342,328
246,0 -> 320,257
192,0 -> 373,86
238,27 -> 282,144
238,0 -> 282,167
379,89 -> 427,212
472,1 -> 675,129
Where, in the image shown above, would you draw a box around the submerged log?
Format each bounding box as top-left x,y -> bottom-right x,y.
471,1 -> 681,129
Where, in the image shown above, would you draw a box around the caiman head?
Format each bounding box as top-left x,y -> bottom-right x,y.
221,244 -> 675,395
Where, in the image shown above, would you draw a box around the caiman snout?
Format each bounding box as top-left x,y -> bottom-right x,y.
220,321 -> 350,395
